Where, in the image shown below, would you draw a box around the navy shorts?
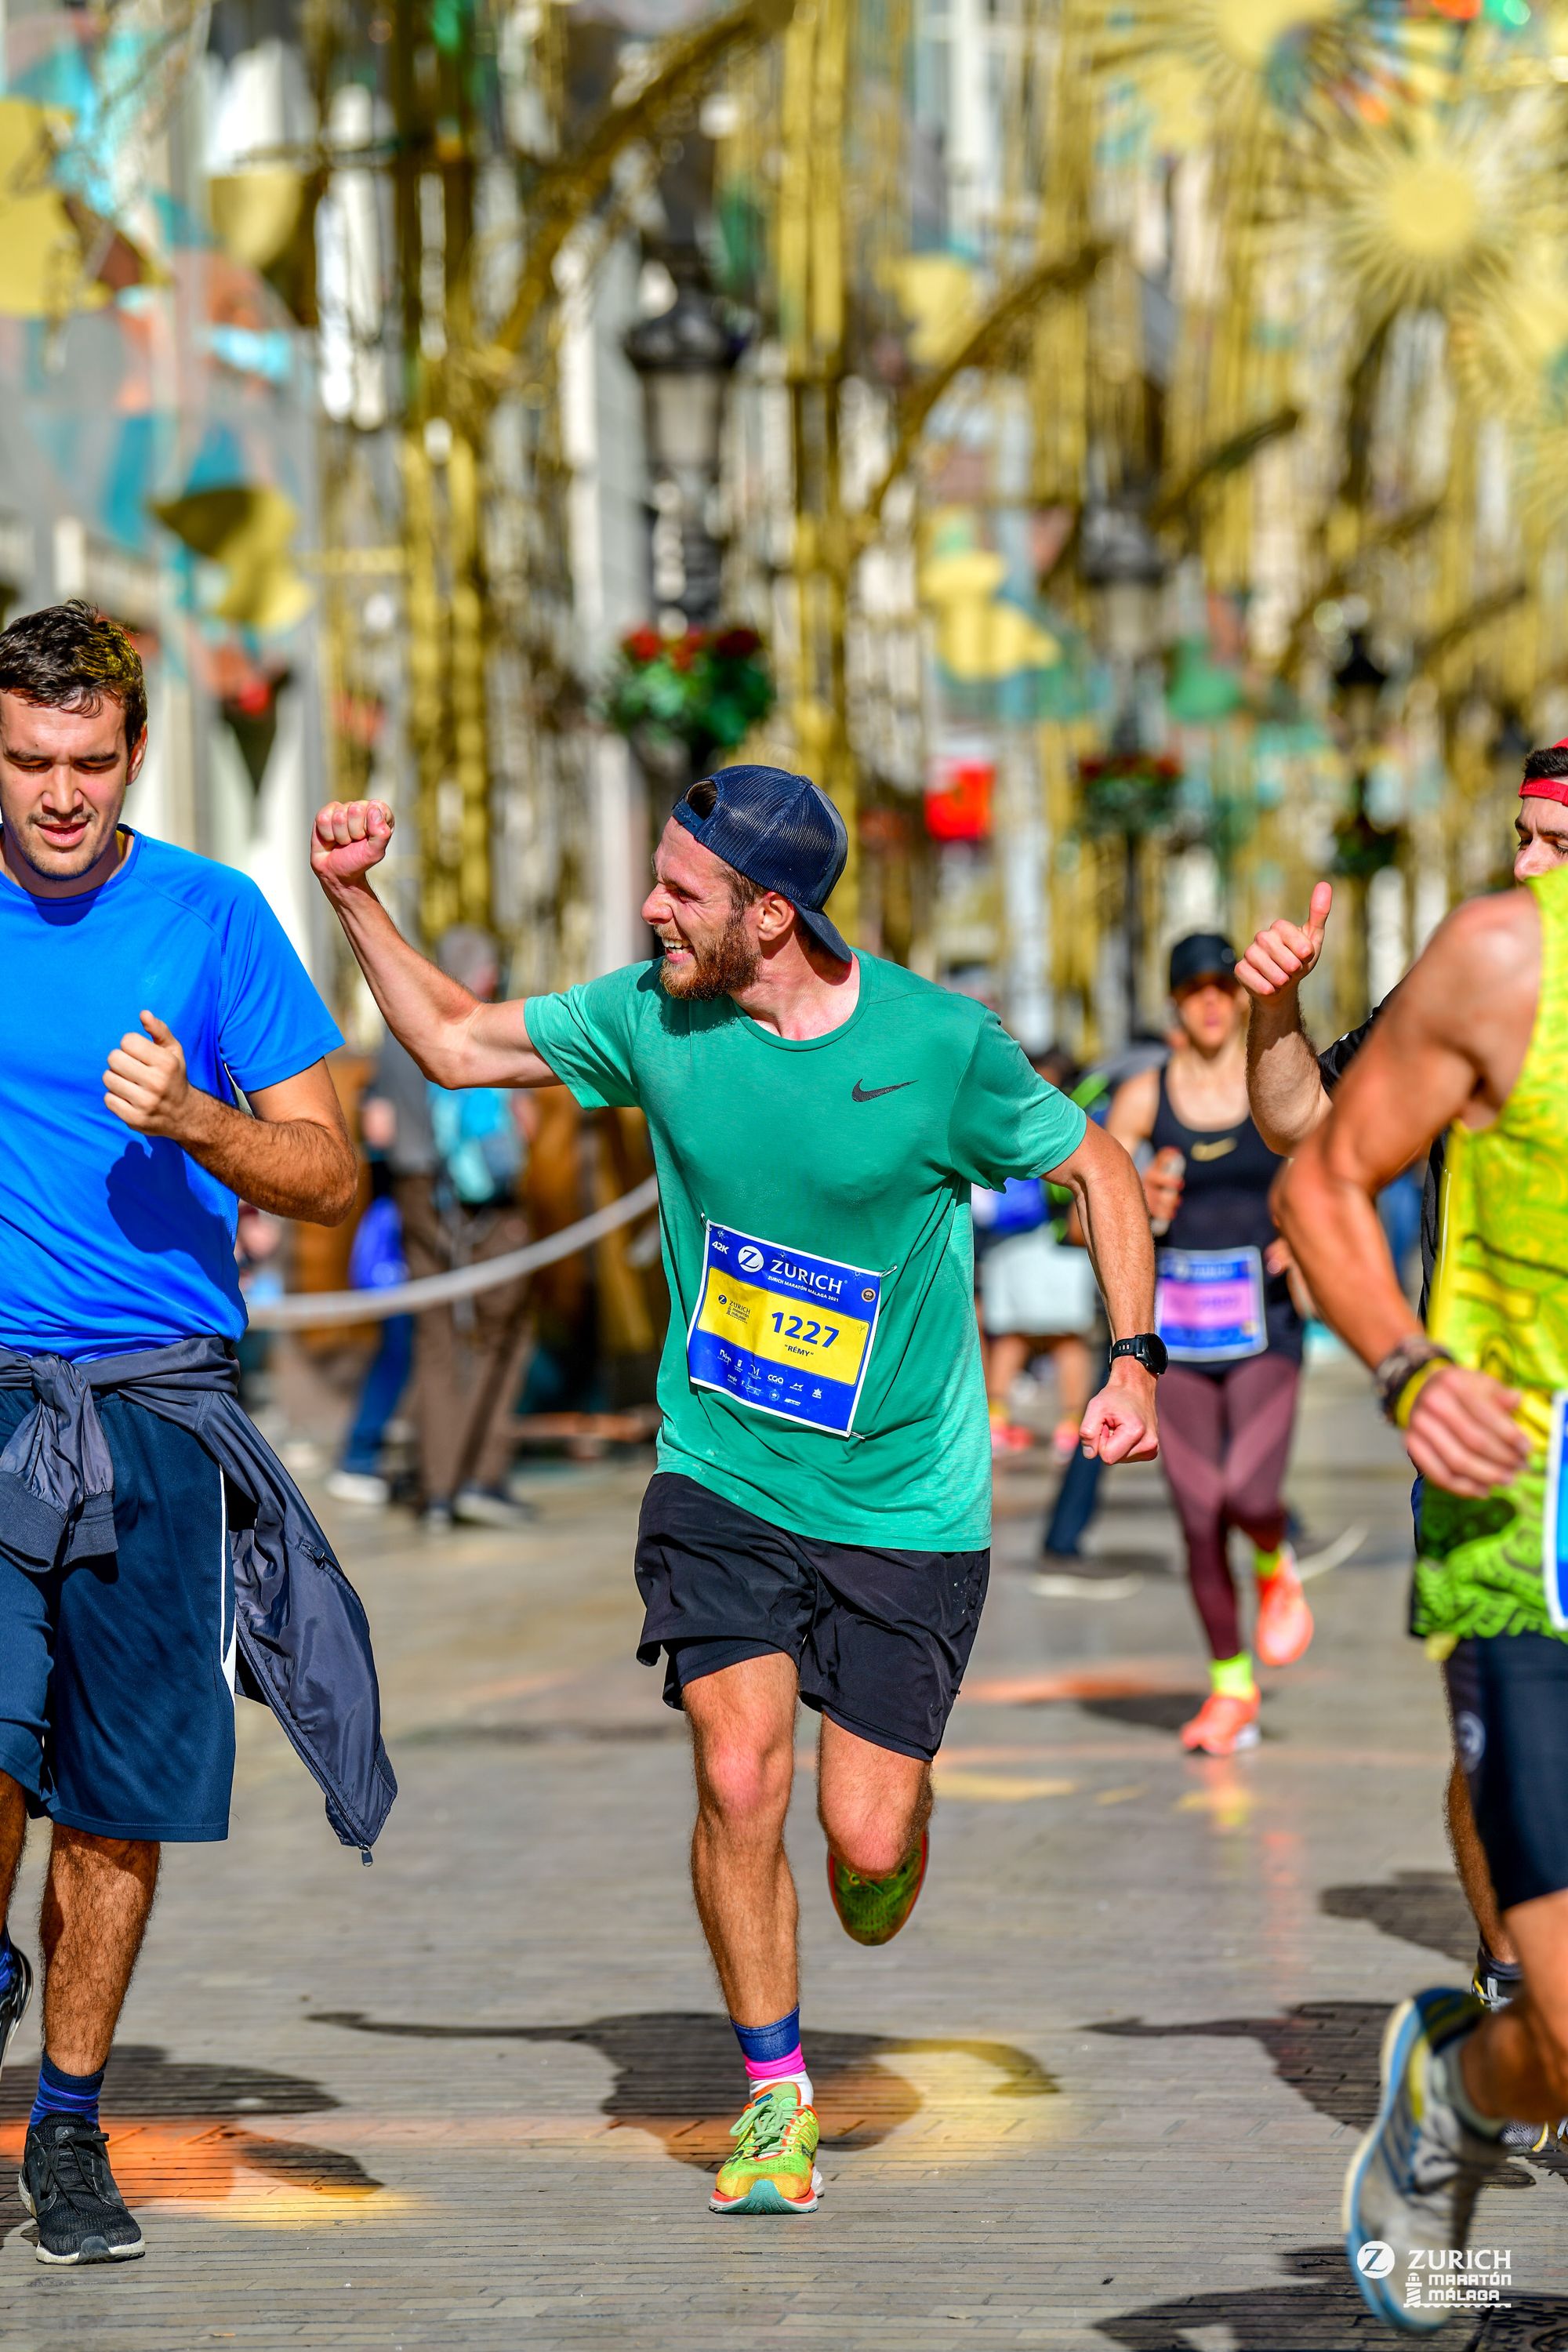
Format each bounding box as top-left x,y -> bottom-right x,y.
0,1390 -> 235,1842
1444,1632 -> 1568,1913
633,1472 -> 989,1762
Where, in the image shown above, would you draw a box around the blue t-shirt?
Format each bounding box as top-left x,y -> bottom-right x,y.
0,830 -> 342,1358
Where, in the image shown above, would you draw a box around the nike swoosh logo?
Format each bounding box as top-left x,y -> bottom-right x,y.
1189,1138 -> 1238,1161
852,1079 -> 916,1102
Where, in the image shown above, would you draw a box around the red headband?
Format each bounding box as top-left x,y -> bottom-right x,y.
1520,738 -> 1568,806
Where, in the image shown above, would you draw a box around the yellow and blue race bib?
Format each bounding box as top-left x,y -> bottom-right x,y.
686,1220 -> 883,1438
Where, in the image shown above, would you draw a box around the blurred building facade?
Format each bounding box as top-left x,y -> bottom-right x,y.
5,0 -> 1568,1054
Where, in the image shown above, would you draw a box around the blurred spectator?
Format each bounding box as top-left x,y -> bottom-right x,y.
1378,1161 -> 1425,1301
234,1204 -> 285,1410
393,926 -> 538,1530
975,1047 -> 1099,1457
325,1177 -> 413,1508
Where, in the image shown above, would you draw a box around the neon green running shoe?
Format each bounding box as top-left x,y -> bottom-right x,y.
826,1828 -> 929,1947
709,2082 -> 822,2216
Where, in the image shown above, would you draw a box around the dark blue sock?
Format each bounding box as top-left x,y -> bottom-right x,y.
31,2053 -> 104,2131
730,2006 -> 801,2066
0,1928 -> 15,1997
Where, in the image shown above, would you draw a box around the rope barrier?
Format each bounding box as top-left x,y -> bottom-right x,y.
247,1174 -> 661,1331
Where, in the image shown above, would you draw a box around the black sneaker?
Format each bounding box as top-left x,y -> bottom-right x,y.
0,1945 -> 33,2075
18,2115 -> 145,2264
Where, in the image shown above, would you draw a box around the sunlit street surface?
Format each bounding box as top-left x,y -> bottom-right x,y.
0,1356 -> 1556,2350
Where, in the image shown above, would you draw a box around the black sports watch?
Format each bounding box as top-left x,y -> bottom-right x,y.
1110,1333 -> 1169,1377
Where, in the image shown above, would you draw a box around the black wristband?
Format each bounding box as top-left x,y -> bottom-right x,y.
1374,1337 -> 1454,1424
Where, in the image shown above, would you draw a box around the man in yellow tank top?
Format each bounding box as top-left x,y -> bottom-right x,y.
1279,852 -> 1568,2332
1242,752 -> 1568,2038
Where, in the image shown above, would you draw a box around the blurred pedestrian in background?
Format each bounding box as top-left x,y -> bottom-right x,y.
325,1144 -> 412,1507
387,925 -> 537,1530
977,1047 -> 1100,1457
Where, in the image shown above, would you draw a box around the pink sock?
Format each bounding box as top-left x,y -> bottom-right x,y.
745,2043 -> 806,2086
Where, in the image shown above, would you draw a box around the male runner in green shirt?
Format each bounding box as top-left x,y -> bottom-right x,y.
313,764 -> 1162,2216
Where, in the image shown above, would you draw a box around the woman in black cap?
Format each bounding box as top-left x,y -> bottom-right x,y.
1103,931 -> 1312,1754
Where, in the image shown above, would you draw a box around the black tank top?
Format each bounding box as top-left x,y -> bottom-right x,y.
1150,1064 -> 1303,1364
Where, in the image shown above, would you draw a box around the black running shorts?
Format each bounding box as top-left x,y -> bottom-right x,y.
1444,1631 -> 1568,1913
633,1472 -> 989,1762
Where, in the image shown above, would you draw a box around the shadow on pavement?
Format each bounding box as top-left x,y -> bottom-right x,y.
1466,2303 -> 1568,2349
1073,1692 -> 1201,1736
0,2044 -> 382,2238
1098,2241 -> 1382,2349
310,2006 -> 1054,2167
1320,1870 -> 1476,1965
1094,2005 -> 1530,2187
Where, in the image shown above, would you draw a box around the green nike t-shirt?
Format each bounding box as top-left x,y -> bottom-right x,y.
524,953 -> 1087,1548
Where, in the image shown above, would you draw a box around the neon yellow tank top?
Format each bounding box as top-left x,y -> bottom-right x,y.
1415,866 -> 1568,1641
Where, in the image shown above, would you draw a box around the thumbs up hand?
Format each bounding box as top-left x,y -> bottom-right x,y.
1236,881 -> 1333,1000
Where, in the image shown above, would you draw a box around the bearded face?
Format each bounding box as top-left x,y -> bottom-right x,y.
657,902 -> 760,1000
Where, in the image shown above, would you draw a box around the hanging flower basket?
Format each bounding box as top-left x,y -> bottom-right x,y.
1076,750 -> 1182,839
1331,804 -> 1403,882
603,624 -> 776,774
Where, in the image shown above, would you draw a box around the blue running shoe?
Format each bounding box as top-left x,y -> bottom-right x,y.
0,1944 -> 32,2078
1344,1987 -> 1504,2333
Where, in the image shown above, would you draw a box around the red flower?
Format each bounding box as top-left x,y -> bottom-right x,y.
713,626 -> 761,659
670,636 -> 701,672
622,627 -> 661,664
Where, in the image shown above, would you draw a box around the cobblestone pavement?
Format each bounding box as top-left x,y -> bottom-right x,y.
1,1356 -> 1565,2351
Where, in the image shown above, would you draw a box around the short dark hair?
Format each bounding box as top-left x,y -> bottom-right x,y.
677,776 -> 764,910
1523,745 -> 1568,783
0,599 -> 147,753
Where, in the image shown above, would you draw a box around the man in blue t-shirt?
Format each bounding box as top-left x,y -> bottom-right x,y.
0,603 -> 356,2265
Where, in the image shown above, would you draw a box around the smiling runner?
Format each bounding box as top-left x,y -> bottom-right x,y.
313,761 -> 1163,2218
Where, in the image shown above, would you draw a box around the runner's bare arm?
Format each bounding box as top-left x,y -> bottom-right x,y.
310,799 -> 560,1088
1240,881 -> 1334,1154
102,1024 -> 358,1224
1047,1120 -> 1160,1465
1275,891 -> 1540,1496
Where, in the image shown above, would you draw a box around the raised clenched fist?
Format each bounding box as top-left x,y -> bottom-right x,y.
311,800 -> 395,890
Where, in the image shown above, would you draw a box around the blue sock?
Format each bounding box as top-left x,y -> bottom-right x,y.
31,2052 -> 105,2131
0,1928 -> 15,1996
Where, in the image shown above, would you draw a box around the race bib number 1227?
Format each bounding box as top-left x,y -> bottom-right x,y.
686,1220 -> 883,1438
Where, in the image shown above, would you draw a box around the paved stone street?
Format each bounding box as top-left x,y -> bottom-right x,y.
1,1356 -> 1565,2351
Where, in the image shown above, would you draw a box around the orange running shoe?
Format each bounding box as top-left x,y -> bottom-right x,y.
1255,1547 -> 1314,1668
1180,1689 -> 1260,1755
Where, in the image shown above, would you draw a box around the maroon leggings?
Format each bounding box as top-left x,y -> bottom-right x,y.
1159,1354 -> 1301,1661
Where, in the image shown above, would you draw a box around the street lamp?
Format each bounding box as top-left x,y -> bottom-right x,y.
1329,630 -> 1398,1023
1079,499 -> 1171,1037
623,250 -> 747,637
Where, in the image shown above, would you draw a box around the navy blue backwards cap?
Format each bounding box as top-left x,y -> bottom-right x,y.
672,764 -> 851,961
